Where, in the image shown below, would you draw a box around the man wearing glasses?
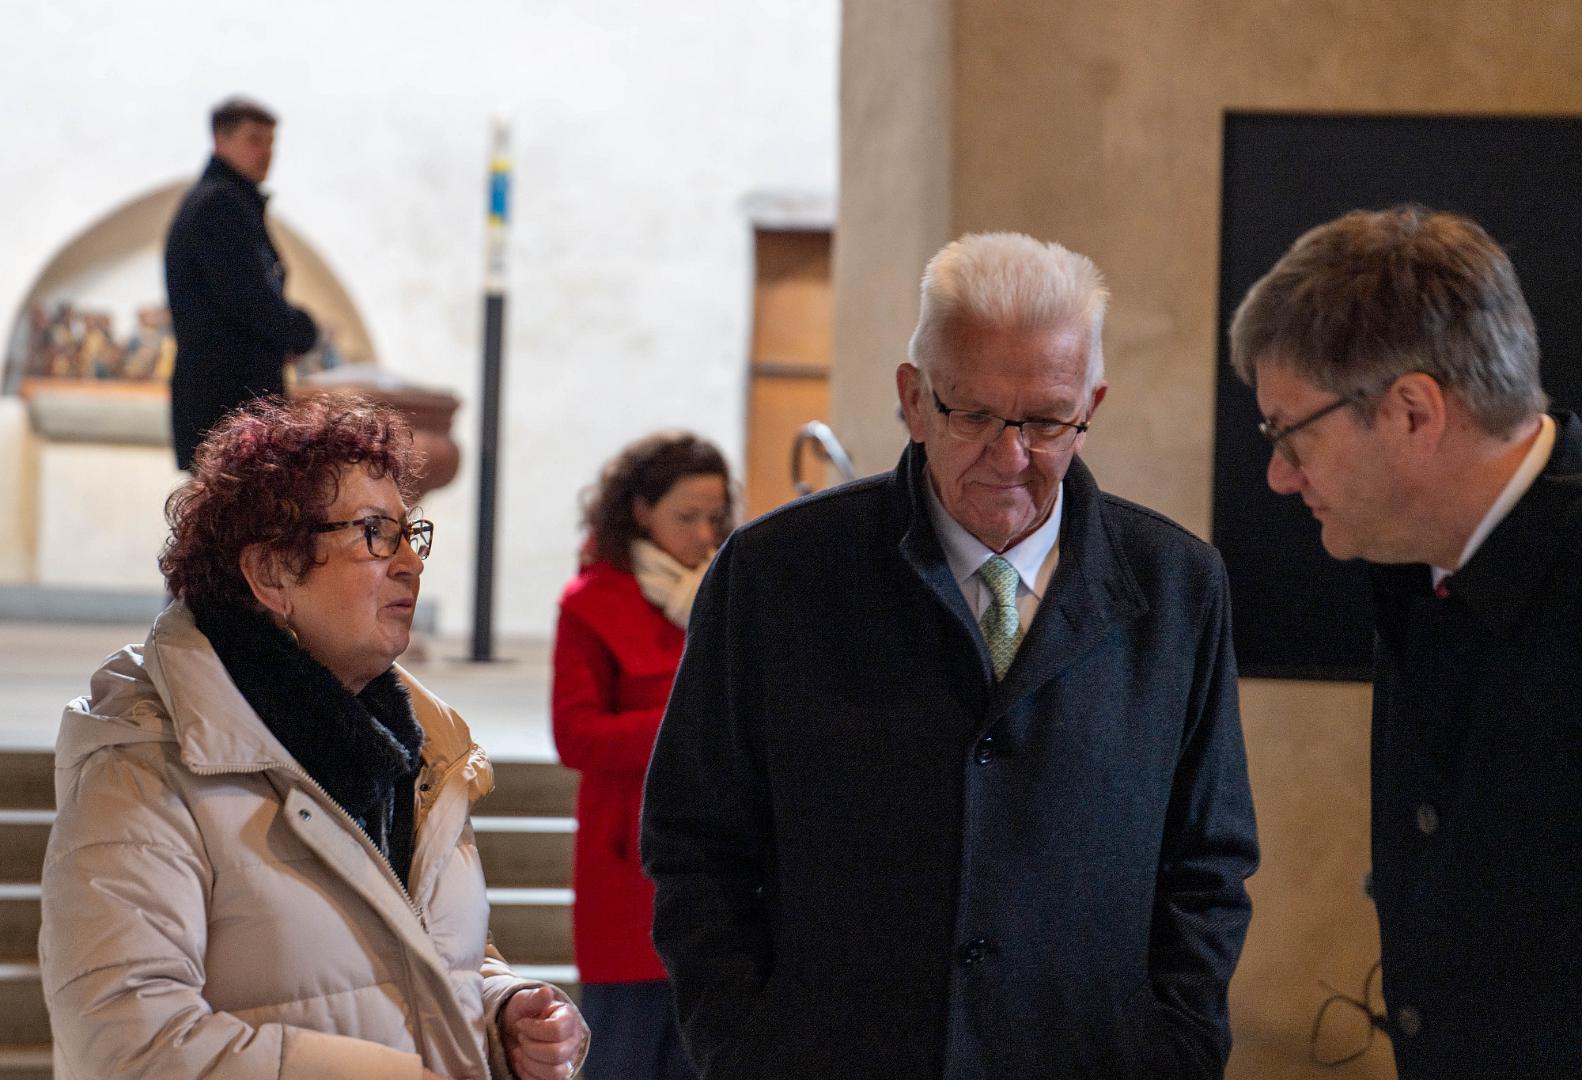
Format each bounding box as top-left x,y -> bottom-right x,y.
643,232 -> 1259,1078
1230,205 -> 1580,1079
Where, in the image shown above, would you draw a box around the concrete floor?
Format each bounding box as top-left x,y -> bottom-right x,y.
0,620 -> 559,762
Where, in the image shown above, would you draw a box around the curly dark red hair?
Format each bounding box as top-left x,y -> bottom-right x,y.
159,395 -> 419,610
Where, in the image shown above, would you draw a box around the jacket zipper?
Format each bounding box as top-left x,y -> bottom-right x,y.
290,764 -> 429,930
187,761 -> 428,928
189,746 -> 488,1071
187,759 -> 435,1058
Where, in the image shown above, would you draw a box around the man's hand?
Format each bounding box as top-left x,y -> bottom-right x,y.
500,984 -> 589,1080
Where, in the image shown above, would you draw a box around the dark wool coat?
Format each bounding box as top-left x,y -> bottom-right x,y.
1368,411 -> 1582,1080
552,561 -> 684,984
641,442 -> 1259,1080
164,156 -> 317,469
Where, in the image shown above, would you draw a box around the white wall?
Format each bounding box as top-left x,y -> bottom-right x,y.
2,0 -> 838,635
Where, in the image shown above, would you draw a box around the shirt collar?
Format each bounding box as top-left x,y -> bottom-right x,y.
1432,413 -> 1556,585
924,475 -> 1064,599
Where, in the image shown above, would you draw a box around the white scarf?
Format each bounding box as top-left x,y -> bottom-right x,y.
631,539 -> 713,629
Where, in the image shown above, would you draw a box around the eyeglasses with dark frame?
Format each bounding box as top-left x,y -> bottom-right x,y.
1309,960 -> 1389,1067
931,389 -> 1089,454
311,511 -> 434,561
1258,394 -> 1359,468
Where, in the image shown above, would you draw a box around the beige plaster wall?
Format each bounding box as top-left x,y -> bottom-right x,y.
952,0 -> 1582,536
837,2 -> 1582,1076
0,400 -> 38,584
830,0 -> 954,476
1234,677 -> 1388,1078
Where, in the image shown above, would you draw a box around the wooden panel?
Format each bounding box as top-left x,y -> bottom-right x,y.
489,899 -> 573,965
0,755 -> 52,812
473,826 -> 574,890
475,761 -> 578,818
745,373 -> 831,521
746,229 -> 834,518
0,823 -> 47,886
751,230 -> 833,368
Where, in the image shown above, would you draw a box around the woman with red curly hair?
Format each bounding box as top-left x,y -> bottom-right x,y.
551,432 -> 731,1080
39,395 -> 588,1080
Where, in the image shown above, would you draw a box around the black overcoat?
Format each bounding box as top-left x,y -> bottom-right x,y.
1369,411 -> 1582,1079
164,156 -> 317,469
642,442 -> 1259,1079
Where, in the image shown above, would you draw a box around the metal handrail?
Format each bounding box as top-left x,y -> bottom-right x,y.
790,421 -> 856,496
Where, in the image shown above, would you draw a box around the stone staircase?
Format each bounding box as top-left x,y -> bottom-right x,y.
0,749 -> 580,1079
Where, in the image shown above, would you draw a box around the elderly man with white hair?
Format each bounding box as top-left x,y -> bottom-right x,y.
642,232 -> 1259,1079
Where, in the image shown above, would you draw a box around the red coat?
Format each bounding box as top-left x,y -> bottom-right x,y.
551,561 -> 684,984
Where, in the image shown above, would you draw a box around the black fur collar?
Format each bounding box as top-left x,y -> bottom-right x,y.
192,602 -> 425,816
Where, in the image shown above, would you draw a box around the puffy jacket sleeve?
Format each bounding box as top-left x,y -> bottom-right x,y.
480,948 -> 588,1080
550,603 -> 667,773
40,747 -> 423,1080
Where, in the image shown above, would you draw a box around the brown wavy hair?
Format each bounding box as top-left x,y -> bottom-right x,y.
159,395 -> 419,610
582,432 -> 732,572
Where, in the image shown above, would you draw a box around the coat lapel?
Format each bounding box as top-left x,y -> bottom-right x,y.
894,442 -> 996,684
890,444 -> 1149,707
991,457 -> 1147,716
1435,411 -> 1582,638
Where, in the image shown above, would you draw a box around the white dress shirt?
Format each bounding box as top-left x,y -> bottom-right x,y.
924,478 -> 1064,628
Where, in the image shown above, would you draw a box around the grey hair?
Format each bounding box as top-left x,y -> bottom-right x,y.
908,232 -> 1109,396
1229,205 -> 1547,436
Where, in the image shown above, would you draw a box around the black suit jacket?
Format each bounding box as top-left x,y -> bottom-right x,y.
642,442 -> 1259,1079
1370,411 -> 1582,1079
164,156 -> 317,469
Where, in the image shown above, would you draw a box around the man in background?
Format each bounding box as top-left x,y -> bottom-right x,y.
166,96 -> 317,470
643,231 -> 1258,1078
1230,205 -> 1582,1079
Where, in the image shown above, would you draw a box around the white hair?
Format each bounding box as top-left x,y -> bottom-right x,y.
908,232 -> 1108,395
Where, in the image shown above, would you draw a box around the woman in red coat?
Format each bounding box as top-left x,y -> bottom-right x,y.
552,432 -> 731,1080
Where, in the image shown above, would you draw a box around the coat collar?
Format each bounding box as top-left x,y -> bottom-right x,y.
193,602 -> 423,817
202,154 -> 268,208
892,441 -> 1148,711
1413,410 -> 1582,638
896,442 -> 985,668
140,603 -> 476,782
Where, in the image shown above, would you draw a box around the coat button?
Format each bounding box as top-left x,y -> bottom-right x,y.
298,808 -> 312,821
1415,804 -> 1439,835
1395,1005 -> 1423,1038
974,736 -> 995,765
958,938 -> 991,965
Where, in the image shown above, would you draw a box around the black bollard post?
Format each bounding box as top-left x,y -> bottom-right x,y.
470,119 -> 510,662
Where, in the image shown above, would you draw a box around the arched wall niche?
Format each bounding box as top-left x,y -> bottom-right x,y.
3,179 -> 376,398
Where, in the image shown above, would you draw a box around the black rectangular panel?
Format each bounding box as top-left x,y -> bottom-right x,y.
1213,113 -> 1582,680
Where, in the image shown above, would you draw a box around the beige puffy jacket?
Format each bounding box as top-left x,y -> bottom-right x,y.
40,605 -> 565,1078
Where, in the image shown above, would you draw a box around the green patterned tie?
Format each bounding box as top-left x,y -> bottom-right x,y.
977,555 -> 1023,680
